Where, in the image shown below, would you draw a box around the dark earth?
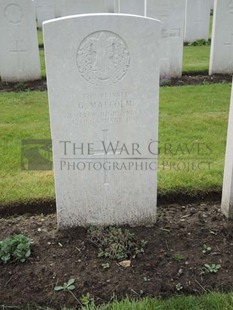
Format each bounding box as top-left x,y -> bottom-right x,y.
1,201 -> 233,308
0,74 -> 232,92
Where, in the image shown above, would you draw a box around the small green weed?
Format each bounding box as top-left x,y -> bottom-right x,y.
202,244 -> 212,254
54,278 -> 76,292
201,264 -> 221,274
173,253 -> 185,262
101,262 -> 110,269
87,226 -> 147,260
81,292 -> 95,307
176,283 -> 183,291
0,234 -> 32,264
188,39 -> 211,46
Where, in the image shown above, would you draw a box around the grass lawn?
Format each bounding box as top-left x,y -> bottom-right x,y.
183,45 -> 210,73
0,83 -> 231,205
40,49 -> 46,77
37,29 -> 43,46
78,293 -> 233,309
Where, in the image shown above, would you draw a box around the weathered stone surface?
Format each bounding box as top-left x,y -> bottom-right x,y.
209,0 -> 233,75
0,0 -> 41,82
146,0 -> 186,78
222,79 -> 233,219
43,14 -> 161,228
184,0 -> 211,43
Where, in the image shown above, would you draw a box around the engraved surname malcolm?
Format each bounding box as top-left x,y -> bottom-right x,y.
76,31 -> 130,86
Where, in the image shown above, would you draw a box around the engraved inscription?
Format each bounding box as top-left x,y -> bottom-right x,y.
76,31 -> 130,86
158,14 -> 169,38
71,91 -> 139,125
4,4 -> 23,24
169,29 -> 181,38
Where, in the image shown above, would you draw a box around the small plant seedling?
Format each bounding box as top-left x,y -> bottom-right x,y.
201,264 -> 221,274
188,39 -> 211,46
54,278 -> 76,292
173,253 -> 185,262
101,262 -> 110,269
0,234 -> 32,264
81,292 -> 95,307
87,226 -> 147,260
176,283 -> 183,291
202,244 -> 212,254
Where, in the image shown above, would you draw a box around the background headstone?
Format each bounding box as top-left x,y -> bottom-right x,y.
43,14 -> 161,228
55,0 -> 64,17
0,0 -> 41,82
146,0 -> 186,78
209,0 -> 233,75
210,0 -> 214,10
105,0 -> 115,12
184,0 -> 211,43
222,79 -> 233,219
116,0 -> 145,16
62,0 -> 106,16
35,0 -> 55,28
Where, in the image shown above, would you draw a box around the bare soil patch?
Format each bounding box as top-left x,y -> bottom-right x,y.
1,202 -> 233,308
0,74 -> 232,92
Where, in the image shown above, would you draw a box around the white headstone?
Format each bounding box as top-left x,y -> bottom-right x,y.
43,14 -> 161,228
210,0 -> 214,10
209,0 -> 233,75
146,0 -> 186,78
184,0 -> 211,43
35,0 -> 55,28
222,79 -> 233,219
62,0 -> 106,16
0,0 -> 41,82
55,0 -> 64,17
105,0 -> 115,12
116,0 -> 145,16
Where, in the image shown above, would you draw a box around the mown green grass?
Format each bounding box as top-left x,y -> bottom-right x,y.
80,293 -> 233,309
0,83 -> 231,205
40,49 -> 46,77
2,292 -> 233,310
0,91 -> 53,204
183,45 -> 210,73
37,29 -> 43,46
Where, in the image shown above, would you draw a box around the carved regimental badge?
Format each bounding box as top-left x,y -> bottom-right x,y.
76,31 -> 130,86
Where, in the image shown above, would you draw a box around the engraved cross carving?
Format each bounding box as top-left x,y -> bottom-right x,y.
10,40 -> 27,71
224,33 -> 233,66
93,129 -> 120,185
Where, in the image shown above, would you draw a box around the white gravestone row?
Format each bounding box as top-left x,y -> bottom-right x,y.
0,0 -> 41,82
184,0 -> 211,43
34,0 -> 55,28
209,0 -> 233,75
222,79 -> 233,219
62,0 -> 107,16
115,0 -> 145,16
43,14 -> 161,228
146,0 -> 186,78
